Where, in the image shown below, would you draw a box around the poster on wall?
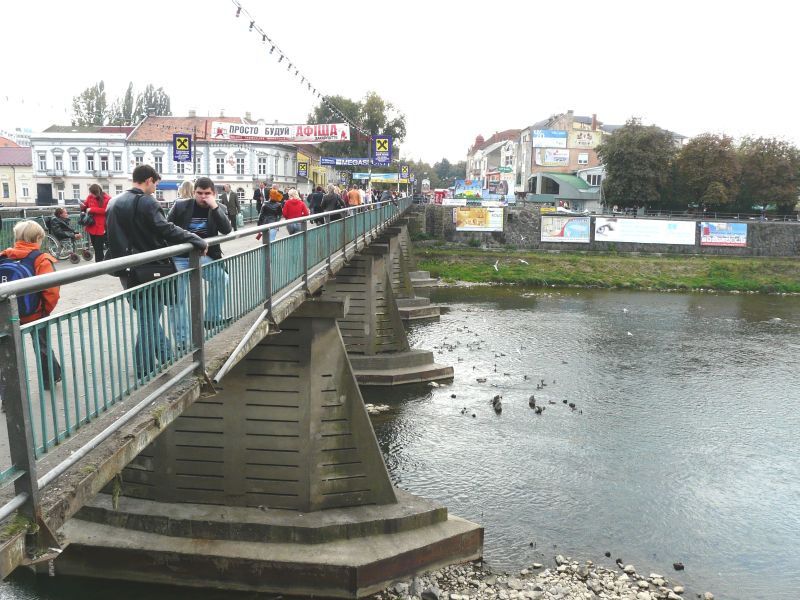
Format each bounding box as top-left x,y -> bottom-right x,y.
541,216 -> 591,243
454,180 -> 483,199
594,218 -> 696,245
453,206 -> 504,232
534,148 -> 570,166
530,129 -> 568,148
700,222 -> 748,247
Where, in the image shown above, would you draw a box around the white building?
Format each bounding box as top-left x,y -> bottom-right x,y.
30,126 -> 133,204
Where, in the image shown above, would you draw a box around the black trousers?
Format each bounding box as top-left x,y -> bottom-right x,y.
90,233 -> 106,262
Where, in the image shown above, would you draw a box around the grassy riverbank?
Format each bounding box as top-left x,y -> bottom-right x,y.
415,247 -> 800,293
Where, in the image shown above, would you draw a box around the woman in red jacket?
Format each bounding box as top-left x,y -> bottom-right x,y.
282,188 -> 310,235
83,184 -> 111,261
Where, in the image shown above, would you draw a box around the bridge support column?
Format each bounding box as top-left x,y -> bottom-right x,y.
320,247 -> 453,386
52,298 -> 481,597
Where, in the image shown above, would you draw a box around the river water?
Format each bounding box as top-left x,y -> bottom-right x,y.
364,287 -> 800,600
2,288 -> 798,599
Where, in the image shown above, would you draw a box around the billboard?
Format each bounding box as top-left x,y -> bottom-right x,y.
454,179 -> 483,199
594,218 -> 696,245
541,216 -> 591,243
568,130 -> 600,148
454,206 -> 504,232
700,222 -> 748,247
535,148 -> 570,166
211,121 -> 350,143
530,129 -> 568,148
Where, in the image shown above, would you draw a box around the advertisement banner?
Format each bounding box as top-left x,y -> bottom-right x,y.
372,135 -> 392,166
594,218 -> 696,245
351,172 -> 408,183
442,199 -> 467,206
568,130 -> 600,148
211,121 -> 350,143
535,148 -> 570,166
541,216 -> 591,243
700,222 -> 748,247
530,129 -> 568,148
454,179 -> 483,199
454,206 -> 504,232
320,156 -> 372,166
172,133 -> 192,162
297,161 -> 308,178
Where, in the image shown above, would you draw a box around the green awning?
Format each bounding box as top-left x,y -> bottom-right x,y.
541,172 -> 590,190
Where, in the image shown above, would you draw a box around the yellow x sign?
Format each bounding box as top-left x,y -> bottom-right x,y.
175,136 -> 189,150
375,138 -> 389,152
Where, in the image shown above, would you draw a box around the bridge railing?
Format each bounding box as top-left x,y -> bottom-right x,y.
0,197 -> 410,527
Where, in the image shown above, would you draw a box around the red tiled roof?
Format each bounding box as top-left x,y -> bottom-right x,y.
0,147 -> 32,166
0,136 -> 20,148
128,116 -> 245,142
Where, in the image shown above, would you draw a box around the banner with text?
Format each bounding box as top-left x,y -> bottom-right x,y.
535,148 -> 570,166
320,157 -> 372,166
453,206 -> 504,232
211,122 -> 350,143
530,129 -> 568,148
352,172 -> 408,183
594,218 -> 696,245
541,216 -> 591,243
700,222 -> 748,247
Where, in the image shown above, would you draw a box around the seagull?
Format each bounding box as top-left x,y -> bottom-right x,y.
493,259 -> 499,271
626,331 -> 633,336
520,235 -> 526,241
622,308 -> 629,313
518,259 -> 529,265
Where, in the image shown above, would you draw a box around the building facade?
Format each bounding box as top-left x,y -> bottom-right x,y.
0,147 -> 34,205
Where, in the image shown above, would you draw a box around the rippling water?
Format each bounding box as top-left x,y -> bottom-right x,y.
365,288 -> 800,600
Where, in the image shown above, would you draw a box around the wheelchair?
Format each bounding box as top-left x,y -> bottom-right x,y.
41,217 -> 94,264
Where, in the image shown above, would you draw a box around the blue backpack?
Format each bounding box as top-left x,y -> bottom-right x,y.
0,250 -> 43,317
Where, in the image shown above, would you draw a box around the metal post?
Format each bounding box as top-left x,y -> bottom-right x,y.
188,248 -> 205,374
262,228 -> 274,318
325,214 -> 333,275
302,220 -> 310,294
342,210 -> 349,262
0,297 -> 42,529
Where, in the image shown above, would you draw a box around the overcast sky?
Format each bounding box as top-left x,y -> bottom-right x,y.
1,0 -> 796,164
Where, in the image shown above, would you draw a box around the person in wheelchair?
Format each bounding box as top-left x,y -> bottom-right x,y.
49,208 -> 82,245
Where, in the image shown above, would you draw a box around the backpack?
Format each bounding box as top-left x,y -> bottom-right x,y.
0,250 -> 43,318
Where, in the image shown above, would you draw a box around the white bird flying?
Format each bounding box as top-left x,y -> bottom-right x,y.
519,259 -> 529,265
493,260 -> 499,271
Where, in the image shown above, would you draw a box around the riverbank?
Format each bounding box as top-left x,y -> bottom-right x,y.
370,557 -> 709,600
414,247 -> 800,293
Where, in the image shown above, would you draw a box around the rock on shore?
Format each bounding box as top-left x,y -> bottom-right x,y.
370,558 -> 708,600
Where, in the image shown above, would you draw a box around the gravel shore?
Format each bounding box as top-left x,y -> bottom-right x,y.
370,557 -> 715,600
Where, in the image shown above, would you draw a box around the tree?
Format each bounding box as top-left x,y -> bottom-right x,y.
107,82 -> 136,126
132,84 -> 172,123
71,81 -> 108,126
674,133 -> 740,209
737,136 -> 800,213
595,118 -> 678,209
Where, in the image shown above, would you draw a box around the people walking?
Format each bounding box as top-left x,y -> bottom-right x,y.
253,181 -> 266,213
220,184 -> 241,231
347,185 -> 361,208
282,189 -> 310,235
177,180 -> 194,200
321,184 -> 345,220
307,186 -> 324,223
106,165 -> 207,379
257,184 -> 285,241
83,184 -> 110,261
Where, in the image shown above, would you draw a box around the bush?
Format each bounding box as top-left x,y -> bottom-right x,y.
467,238 -> 481,247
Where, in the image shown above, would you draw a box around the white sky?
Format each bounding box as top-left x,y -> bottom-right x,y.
1,0 -> 797,164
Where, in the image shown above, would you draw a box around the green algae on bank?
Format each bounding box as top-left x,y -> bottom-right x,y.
415,248 -> 800,294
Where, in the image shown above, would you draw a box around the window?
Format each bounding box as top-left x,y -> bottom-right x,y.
258,157 -> 267,175
100,155 -> 109,171
135,155 -> 143,167
273,155 -> 279,174
154,155 -> 163,172
587,174 -> 602,186
113,153 -> 122,171
115,185 -> 123,195
22,184 -> 29,197
283,155 -> 289,175
216,157 -> 225,174
70,154 -> 79,172
155,190 -> 164,200
87,155 -> 95,171
38,153 -> 46,171
237,188 -> 245,201
72,184 -> 81,200
54,155 -> 63,171
236,157 -> 245,175
2,183 -> 8,198
176,162 -> 185,174
56,184 -> 65,202
195,155 -> 202,174
577,152 -> 589,165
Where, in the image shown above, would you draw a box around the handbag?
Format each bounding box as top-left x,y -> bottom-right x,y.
236,212 -> 244,228
78,211 -> 95,227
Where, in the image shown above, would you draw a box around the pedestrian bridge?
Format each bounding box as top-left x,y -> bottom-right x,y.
0,199 -> 479,596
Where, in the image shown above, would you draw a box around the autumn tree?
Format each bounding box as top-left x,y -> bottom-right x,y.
595,118 -> 678,208
737,137 -> 800,213
674,133 -> 740,209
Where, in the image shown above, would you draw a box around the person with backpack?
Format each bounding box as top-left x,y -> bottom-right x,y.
321,184 -> 346,220
0,220 -> 61,394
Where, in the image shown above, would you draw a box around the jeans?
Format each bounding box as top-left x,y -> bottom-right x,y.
269,227 -> 278,242
286,222 -> 302,235
131,293 -> 171,378
169,256 -> 229,345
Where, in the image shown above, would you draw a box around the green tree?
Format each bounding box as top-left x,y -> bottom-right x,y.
132,84 -> 172,123
674,133 -> 740,209
71,81 -> 108,126
737,136 -> 800,213
595,118 -> 678,209
107,82 -> 136,126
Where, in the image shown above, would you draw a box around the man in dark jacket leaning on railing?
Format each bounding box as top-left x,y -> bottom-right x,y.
106,165 -> 207,379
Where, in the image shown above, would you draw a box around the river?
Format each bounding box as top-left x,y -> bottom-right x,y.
3,288 -> 799,599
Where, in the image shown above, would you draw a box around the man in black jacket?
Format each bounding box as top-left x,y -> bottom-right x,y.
167,176 -> 232,339
106,165 -> 207,378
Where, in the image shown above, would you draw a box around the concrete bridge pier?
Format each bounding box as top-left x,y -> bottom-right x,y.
51,299 -> 482,597
320,247 -> 453,386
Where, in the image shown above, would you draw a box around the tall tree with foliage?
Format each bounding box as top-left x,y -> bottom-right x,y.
737,136 -> 800,213
674,133 -> 740,209
71,81 -> 108,126
107,82 -> 136,126
132,84 -> 172,123
596,118 -> 678,208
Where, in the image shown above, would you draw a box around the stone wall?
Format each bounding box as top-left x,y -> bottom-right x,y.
410,204 -> 800,257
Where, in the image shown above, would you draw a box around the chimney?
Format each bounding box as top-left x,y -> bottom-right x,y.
567,109 -> 574,118
147,108 -> 155,117
245,111 -> 252,121
188,109 -> 196,118
592,114 -> 597,131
